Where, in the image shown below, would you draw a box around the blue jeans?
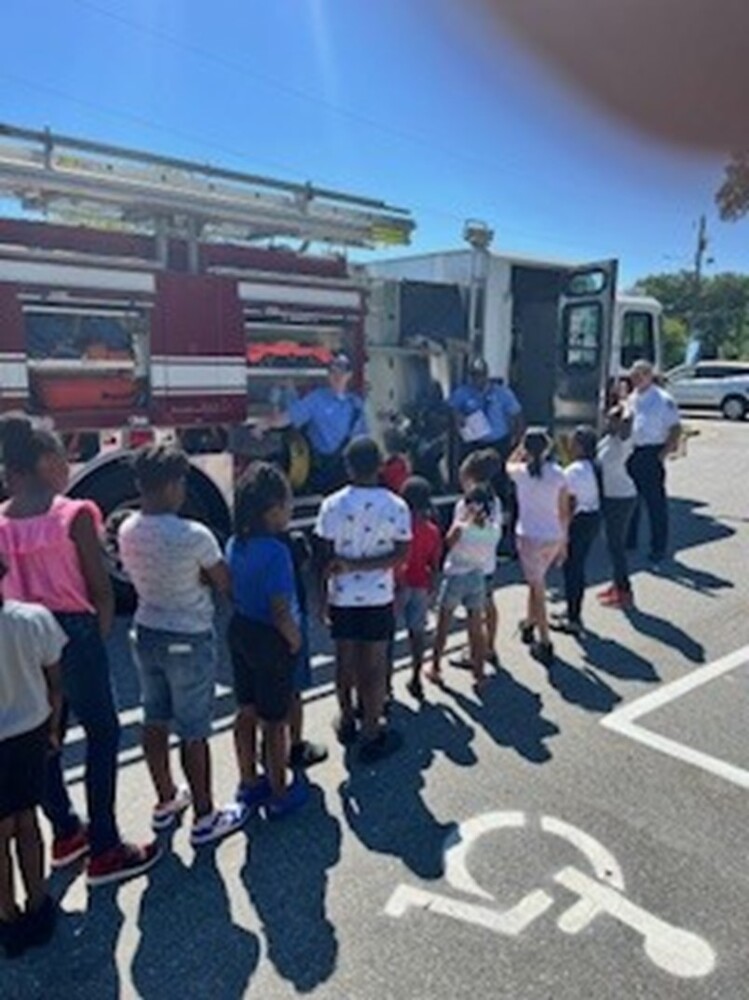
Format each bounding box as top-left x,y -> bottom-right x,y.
43,613 -> 121,857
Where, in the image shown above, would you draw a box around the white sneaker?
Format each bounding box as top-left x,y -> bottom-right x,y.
151,786 -> 192,831
190,804 -> 249,848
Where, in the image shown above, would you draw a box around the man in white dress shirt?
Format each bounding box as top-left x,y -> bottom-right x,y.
625,360 -> 682,563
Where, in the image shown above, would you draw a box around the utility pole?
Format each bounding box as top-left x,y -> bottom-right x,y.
689,214 -> 709,360
693,214 -> 708,296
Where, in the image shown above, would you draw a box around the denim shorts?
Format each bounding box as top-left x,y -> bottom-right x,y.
439,570 -> 486,612
131,626 -> 216,741
396,586 -> 430,633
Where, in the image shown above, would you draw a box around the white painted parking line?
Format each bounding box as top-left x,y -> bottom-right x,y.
63,631 -> 470,782
67,624 -> 443,744
602,645 -> 749,790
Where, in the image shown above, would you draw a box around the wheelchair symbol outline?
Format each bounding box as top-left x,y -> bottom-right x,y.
385,810 -> 716,980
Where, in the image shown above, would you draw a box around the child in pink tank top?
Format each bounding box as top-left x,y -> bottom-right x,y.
0,495 -> 102,614
0,414 -> 159,888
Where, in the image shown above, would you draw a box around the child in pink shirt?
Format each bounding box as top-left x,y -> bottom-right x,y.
0,414 -> 159,887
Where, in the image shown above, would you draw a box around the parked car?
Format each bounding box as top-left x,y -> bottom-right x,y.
665,361 -> 749,420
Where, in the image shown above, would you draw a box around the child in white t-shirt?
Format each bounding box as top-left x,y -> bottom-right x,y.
597,406 -> 636,607
451,449 -> 503,671
507,429 -> 569,664
316,438 -> 411,764
551,426 -> 602,637
0,557 -> 67,958
429,484 -> 501,688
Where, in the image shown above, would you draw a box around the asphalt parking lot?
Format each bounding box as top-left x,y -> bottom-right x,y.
4,416 -> 749,1000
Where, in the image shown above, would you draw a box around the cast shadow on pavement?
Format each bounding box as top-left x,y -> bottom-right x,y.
623,607 -> 706,664
628,496 -> 735,570
4,884 -> 126,999
240,784 -> 341,995
542,656 -> 623,714
654,556 -> 734,596
442,667 -> 559,763
339,701 -> 476,880
133,848 -> 260,1000
578,630 -> 660,683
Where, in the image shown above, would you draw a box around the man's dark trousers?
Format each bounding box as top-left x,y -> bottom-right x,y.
626,445 -> 668,559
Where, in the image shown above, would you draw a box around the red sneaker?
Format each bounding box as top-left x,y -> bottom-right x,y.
51,827 -> 89,869
86,842 -> 161,888
600,587 -> 634,609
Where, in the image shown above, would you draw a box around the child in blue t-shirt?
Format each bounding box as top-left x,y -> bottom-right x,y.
227,463 -> 309,820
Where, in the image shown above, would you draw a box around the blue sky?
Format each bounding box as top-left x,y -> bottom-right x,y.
2,0 -> 746,286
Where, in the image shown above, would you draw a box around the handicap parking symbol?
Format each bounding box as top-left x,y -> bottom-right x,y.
385,810 -> 716,980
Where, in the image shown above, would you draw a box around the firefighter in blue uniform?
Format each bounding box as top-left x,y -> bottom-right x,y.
263,353 -> 368,494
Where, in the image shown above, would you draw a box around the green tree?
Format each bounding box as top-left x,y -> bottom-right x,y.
661,315 -> 689,370
634,271 -> 749,364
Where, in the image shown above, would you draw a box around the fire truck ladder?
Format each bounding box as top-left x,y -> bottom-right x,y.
0,123 -> 415,256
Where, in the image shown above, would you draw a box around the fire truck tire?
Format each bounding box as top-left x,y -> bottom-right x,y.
69,455 -> 232,614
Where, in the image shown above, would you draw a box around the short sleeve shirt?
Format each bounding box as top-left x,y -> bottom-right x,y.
629,386 -> 680,446
564,461 -> 601,513
509,462 -> 567,542
448,381 -> 522,442
0,599 -> 68,741
119,513 -> 222,634
227,535 -> 300,626
597,435 -> 636,499
451,495 -> 503,575
316,485 -> 412,607
399,517 -> 443,589
444,520 -> 502,577
288,387 -> 368,456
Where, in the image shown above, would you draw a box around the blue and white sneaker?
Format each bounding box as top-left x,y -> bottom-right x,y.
265,775 -> 310,821
151,786 -> 192,832
236,776 -> 272,812
190,803 -> 249,848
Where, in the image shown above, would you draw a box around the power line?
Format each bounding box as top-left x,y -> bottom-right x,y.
64,0 -> 541,186
0,71 -> 573,253
12,0 -> 666,255
0,71 -> 338,187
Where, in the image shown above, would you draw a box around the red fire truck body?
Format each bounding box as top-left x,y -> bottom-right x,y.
0,216 -> 365,437
0,124 -> 412,596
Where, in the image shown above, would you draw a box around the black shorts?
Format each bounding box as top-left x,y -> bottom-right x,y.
228,614 -> 294,723
0,720 -> 49,822
329,604 -> 395,643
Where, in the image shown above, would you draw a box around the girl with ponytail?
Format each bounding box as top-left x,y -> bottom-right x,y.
506,428 -> 569,664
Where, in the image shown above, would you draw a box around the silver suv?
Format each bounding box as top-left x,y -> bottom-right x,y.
666,361 -> 749,420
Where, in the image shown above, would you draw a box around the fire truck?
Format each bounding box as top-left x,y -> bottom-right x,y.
364,227 -> 662,447
0,125 -> 661,600
0,124 -> 415,598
